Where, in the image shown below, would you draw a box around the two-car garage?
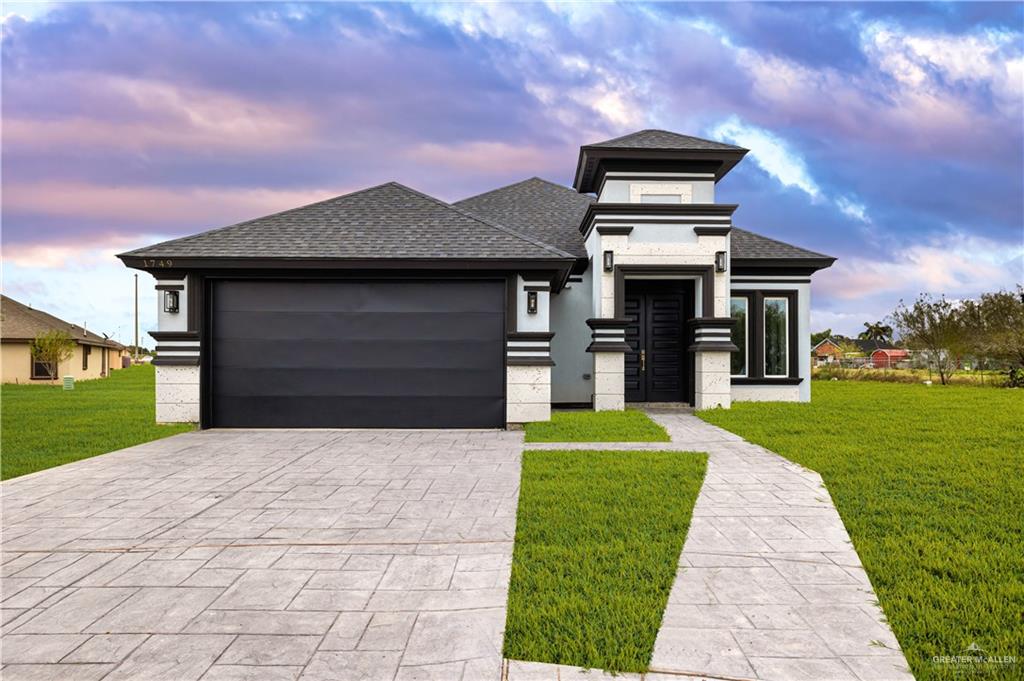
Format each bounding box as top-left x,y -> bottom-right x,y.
207,279 -> 506,429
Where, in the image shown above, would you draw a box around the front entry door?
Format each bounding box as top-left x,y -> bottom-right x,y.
624,281 -> 693,403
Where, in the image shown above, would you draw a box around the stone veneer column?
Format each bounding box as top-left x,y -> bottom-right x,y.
586,318 -> 630,411
156,365 -> 200,423
506,332 -> 554,424
689,317 -> 736,410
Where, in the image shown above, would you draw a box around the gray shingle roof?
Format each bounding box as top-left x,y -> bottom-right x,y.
730,227 -> 834,262
1,295 -> 123,347
455,178 -> 593,258
120,182 -> 575,261
585,129 -> 746,152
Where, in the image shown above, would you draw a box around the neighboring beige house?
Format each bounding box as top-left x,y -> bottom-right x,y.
1,295 -> 127,384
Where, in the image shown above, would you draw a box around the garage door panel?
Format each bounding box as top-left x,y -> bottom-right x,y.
216,280 -> 503,313
214,367 -> 503,397
213,339 -> 502,370
210,279 -> 506,428
213,310 -> 502,342
214,396 -> 506,429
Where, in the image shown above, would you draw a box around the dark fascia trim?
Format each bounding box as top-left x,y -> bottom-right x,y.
571,257 -> 589,275
693,226 -> 732,236
596,225 -> 634,236
586,317 -> 631,329
731,377 -> 804,386
552,401 -> 594,409
586,341 -> 631,353
573,147 -> 748,192
152,356 -> 200,366
614,265 -> 715,318
731,257 -> 836,275
149,331 -> 200,341
155,284 -> 185,291
119,256 -> 575,287
581,203 -> 738,238
689,317 -> 736,329
732,278 -> 811,284
507,331 -> 555,342
523,284 -> 550,292
689,341 -> 739,352
507,357 -> 556,366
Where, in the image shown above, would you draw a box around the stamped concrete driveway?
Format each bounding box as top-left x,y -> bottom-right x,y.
1,429 -> 523,681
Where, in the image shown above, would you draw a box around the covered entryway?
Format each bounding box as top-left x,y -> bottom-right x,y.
623,280 -> 695,403
208,279 -> 506,428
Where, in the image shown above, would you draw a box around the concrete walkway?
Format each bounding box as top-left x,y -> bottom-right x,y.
1,429 -> 522,681
511,410 -> 914,681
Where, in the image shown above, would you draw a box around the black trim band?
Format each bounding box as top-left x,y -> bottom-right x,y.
149,331 -> 200,341
507,331 -> 555,341
155,284 -> 185,291
596,226 -> 634,236
507,357 -> 556,366
731,377 -> 803,385
694,226 -> 732,236
587,341 -> 631,353
152,356 -> 200,366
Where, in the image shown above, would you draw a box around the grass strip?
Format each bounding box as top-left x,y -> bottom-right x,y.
505,449 -> 707,672
524,409 -> 670,442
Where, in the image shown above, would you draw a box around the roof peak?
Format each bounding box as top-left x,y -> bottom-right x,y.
584,128 -> 746,152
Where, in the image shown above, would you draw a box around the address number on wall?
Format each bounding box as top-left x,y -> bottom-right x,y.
143,259 -> 174,268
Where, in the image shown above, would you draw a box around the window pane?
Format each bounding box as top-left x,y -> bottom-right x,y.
765,297 -> 789,376
730,297 -> 747,376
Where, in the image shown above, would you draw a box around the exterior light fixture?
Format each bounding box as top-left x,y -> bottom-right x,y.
163,290 -> 180,313
603,250 -> 614,272
526,291 -> 538,315
715,250 -> 728,273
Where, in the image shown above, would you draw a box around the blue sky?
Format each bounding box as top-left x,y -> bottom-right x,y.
2,1 -> 1022,343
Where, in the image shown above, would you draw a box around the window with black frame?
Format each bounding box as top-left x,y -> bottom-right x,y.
730,291 -> 798,381
31,360 -> 56,380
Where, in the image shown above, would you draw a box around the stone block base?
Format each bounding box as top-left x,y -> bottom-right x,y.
694,350 -> 731,410
156,365 -> 200,423
593,352 -> 624,411
506,365 -> 551,424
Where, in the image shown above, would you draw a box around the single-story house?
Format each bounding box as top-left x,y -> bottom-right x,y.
118,129 -> 835,428
1,295 -> 127,383
812,337 -> 844,364
870,348 -> 910,369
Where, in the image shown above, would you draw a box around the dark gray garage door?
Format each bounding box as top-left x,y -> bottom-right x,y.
210,279 -> 505,428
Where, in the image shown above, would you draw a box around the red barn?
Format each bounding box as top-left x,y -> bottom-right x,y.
871,348 -> 909,368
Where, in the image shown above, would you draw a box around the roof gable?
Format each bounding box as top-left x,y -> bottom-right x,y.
731,227 -> 834,263
455,177 -> 593,259
585,129 -> 746,152
120,182 -> 575,262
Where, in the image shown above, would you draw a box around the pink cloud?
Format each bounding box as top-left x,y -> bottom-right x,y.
405,140 -> 570,175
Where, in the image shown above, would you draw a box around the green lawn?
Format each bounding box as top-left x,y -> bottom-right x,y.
504,449 -> 707,672
1,364 -> 193,480
699,382 -> 1024,681
524,409 -> 670,442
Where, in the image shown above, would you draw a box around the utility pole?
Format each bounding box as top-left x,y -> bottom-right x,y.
134,273 -> 139,363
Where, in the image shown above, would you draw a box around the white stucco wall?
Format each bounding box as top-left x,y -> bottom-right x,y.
155,276 -> 189,332
516,276 -> 550,332
732,385 -> 801,402
599,178 -> 715,203
550,274 -> 594,404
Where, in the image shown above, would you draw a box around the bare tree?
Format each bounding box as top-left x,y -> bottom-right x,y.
30,331 -> 76,385
889,295 -> 967,385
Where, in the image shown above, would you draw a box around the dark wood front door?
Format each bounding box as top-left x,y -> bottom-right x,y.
624,281 -> 693,403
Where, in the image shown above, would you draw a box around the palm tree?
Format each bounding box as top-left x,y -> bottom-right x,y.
858,321 -> 893,344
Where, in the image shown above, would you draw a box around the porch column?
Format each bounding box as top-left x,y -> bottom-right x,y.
586,318 -> 630,411
506,277 -> 553,425
690,317 -> 736,410
152,275 -> 200,423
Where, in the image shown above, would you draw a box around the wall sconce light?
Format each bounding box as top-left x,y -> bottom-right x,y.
715,250 -> 728,273
163,290 -> 180,313
603,250 -> 614,272
526,291 -> 538,315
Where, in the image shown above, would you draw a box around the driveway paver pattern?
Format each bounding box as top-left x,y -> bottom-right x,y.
2,429 -> 522,681
516,410 -> 914,681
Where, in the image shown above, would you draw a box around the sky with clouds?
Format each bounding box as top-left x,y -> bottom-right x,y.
2,1 -> 1022,343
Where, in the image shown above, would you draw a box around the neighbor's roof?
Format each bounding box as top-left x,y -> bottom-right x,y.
119,182 -> 576,262
456,177 -> 594,258
584,129 -> 746,152
0,295 -> 122,348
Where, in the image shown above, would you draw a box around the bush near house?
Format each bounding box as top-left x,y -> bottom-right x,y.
1,364 -> 193,480
699,381 -> 1024,681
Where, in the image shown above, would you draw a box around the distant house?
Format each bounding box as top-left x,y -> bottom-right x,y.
0,295 -> 127,383
870,348 -> 910,369
812,338 -> 844,365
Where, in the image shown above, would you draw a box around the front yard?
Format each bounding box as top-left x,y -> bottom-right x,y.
1,364 -> 193,480
699,381 -> 1024,681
